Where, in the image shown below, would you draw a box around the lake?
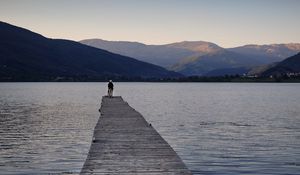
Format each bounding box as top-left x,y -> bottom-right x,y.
0,83 -> 299,174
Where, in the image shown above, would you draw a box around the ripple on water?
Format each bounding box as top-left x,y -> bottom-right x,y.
0,82 -> 300,175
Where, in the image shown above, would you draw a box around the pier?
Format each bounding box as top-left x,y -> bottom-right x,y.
80,96 -> 192,174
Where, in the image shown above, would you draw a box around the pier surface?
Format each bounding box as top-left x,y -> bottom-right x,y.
81,96 -> 192,175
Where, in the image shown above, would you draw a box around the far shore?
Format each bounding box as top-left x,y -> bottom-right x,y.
1,76 -> 300,83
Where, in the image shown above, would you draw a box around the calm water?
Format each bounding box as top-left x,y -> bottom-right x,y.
0,83 -> 299,174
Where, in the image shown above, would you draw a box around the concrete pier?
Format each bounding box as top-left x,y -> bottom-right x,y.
80,96 -> 192,175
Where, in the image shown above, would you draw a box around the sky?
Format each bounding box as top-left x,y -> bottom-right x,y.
0,0 -> 299,48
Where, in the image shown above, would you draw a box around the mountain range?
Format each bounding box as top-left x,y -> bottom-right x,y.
81,39 -> 300,76
1,21 -> 299,81
80,39 -> 196,68
0,21 -> 180,81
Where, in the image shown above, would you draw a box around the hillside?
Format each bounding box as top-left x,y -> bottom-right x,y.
0,22 -> 180,81
261,52 -> 300,77
171,50 -> 264,76
80,39 -> 195,68
169,43 -> 300,76
81,39 -> 300,76
80,40 -> 226,69
205,67 -> 250,77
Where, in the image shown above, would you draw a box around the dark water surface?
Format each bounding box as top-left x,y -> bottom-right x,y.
0,83 -> 299,174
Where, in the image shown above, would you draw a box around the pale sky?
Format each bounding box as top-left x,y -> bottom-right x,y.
0,0 -> 299,48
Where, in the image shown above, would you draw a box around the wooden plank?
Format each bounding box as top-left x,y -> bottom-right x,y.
80,96 -> 192,175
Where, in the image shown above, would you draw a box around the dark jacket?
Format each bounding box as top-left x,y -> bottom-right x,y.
108,82 -> 114,90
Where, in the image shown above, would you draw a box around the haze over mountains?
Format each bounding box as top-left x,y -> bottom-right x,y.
0,21 -> 180,81
81,39 -> 300,76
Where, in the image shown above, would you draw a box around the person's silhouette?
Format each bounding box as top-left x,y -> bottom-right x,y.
107,80 -> 114,98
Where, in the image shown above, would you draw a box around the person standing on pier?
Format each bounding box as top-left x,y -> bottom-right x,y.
107,80 -> 114,98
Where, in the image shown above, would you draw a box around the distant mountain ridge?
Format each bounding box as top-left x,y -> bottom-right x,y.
229,43 -> 300,62
81,39 -> 300,76
165,41 -> 223,53
0,21 -> 180,81
80,39 -> 196,68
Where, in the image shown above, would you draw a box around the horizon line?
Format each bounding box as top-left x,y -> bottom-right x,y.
78,38 -> 300,49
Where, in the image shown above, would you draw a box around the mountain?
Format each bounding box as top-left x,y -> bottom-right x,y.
229,44 -> 300,63
0,21 -> 181,81
170,43 -> 300,76
80,39 -> 195,68
176,44 -> 300,76
261,52 -> 300,76
81,39 -> 300,76
170,50 -> 264,76
165,41 -> 223,53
